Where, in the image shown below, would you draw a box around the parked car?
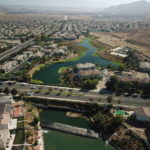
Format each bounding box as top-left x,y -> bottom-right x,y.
31,86 -> 36,89
124,93 -> 130,97
133,93 -> 138,98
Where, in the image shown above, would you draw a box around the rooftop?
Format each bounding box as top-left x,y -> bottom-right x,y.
140,62 -> 150,69
135,107 -> 150,117
76,63 -> 96,70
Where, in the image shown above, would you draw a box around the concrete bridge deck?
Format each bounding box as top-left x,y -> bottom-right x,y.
41,120 -> 99,139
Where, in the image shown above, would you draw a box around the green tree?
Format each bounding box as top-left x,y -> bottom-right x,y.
106,76 -> 119,91
11,88 -> 18,96
0,88 -> 3,93
4,87 -> 10,95
107,96 -> 113,103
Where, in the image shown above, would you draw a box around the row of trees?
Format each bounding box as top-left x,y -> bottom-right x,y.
82,79 -> 99,89
106,76 -> 150,94
0,87 -> 18,95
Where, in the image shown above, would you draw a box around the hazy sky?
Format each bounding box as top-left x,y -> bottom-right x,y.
0,0 -> 150,9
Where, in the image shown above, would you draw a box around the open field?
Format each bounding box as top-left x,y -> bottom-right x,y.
91,30 -> 150,56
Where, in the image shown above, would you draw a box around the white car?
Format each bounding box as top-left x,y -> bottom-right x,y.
31,86 -> 36,89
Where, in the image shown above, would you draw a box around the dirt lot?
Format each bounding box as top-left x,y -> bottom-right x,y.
91,30 -> 150,56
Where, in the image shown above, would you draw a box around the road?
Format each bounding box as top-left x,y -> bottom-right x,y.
0,39 -> 34,62
0,82 -> 150,108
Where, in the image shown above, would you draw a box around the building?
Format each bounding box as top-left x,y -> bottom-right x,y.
77,69 -> 101,78
139,62 -> 150,73
109,47 -> 129,58
134,107 -> 150,122
13,54 -> 27,63
34,51 -> 45,58
117,71 -> 150,83
76,63 -> 96,71
0,61 -> 18,73
0,94 -> 16,150
75,63 -> 101,78
53,48 -> 67,56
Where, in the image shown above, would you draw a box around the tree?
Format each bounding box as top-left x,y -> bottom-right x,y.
11,88 -> 18,96
117,99 -> 121,105
98,98 -> 101,102
0,88 -> 3,93
89,97 -> 94,102
106,76 -> 119,91
118,66 -> 125,72
60,89 -> 63,93
48,87 -> 53,92
83,79 -> 99,89
4,87 -> 10,95
107,96 -> 113,103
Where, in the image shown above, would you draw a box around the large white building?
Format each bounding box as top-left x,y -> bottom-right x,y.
76,63 -> 96,71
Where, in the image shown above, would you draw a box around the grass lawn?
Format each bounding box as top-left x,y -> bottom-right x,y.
14,130 -> 25,144
31,79 -> 44,84
58,67 -> 69,74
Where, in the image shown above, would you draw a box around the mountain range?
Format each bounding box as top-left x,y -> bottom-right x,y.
102,0 -> 150,15
0,0 -> 150,15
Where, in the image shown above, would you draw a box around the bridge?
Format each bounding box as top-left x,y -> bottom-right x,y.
41,120 -> 99,139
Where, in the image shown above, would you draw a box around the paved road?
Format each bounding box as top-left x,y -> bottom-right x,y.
0,82 -> 150,108
0,39 -> 34,62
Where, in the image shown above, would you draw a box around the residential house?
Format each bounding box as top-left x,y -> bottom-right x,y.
0,61 -> 18,73
0,94 -> 16,150
139,62 -> 150,73
76,63 -> 96,71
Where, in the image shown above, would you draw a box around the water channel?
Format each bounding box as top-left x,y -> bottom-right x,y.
40,109 -> 116,150
33,39 -> 116,85
37,39 -> 117,149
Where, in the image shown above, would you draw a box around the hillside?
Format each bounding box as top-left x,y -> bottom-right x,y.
126,29 -> 150,48
103,1 -> 150,15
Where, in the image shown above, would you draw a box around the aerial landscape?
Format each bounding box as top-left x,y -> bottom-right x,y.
0,0 -> 150,150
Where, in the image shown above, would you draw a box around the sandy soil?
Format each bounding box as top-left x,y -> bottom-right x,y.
91,32 -> 150,56
66,112 -> 82,118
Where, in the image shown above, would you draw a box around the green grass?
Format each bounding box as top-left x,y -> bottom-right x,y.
114,110 -> 129,116
58,67 -> 68,74
92,53 -> 99,57
17,121 -> 24,129
33,64 -> 47,72
14,130 -> 25,144
113,61 -> 126,67
31,79 -> 44,84
31,42 -> 88,80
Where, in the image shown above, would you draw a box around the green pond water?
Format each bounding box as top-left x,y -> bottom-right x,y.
40,109 -> 116,150
33,39 -> 117,85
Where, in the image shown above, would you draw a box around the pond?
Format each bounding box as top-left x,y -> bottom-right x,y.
40,109 -> 116,150
33,39 -> 116,85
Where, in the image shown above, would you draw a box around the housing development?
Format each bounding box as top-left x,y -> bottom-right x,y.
0,1 -> 150,150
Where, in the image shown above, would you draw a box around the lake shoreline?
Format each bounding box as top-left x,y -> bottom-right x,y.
32,39 -> 117,86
